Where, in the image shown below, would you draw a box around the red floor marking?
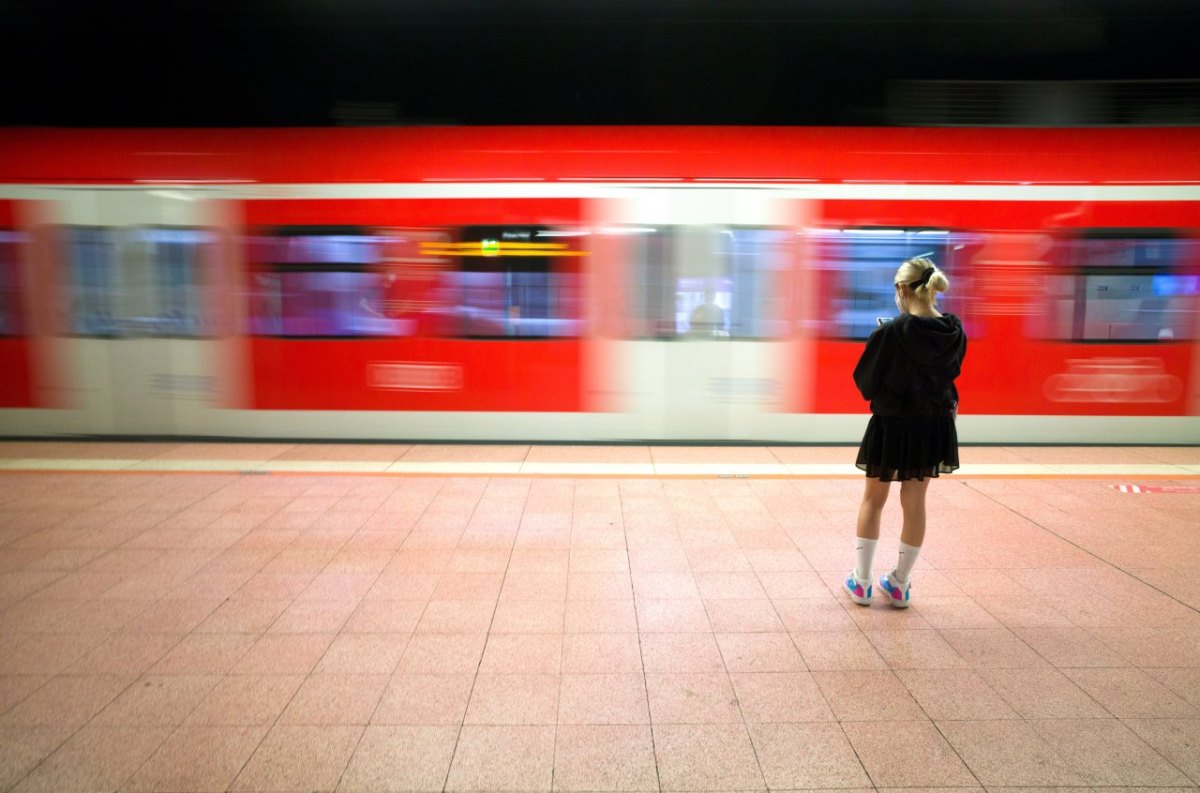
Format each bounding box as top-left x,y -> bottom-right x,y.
1111,484 -> 1200,494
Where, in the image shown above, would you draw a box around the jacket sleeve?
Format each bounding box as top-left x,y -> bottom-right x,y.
852,327 -> 889,401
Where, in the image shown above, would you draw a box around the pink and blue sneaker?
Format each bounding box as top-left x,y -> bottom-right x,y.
879,571 -> 911,608
844,572 -> 872,606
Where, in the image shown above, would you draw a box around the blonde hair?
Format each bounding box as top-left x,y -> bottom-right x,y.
894,256 -> 950,307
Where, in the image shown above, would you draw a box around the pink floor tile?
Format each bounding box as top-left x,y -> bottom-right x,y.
895,668 -> 1018,721
493,599 -> 566,633
729,671 -> 835,722
10,724 -> 171,793
553,724 -> 659,791
149,633 -> 258,675
0,632 -> 108,675
478,633 -> 562,674
444,724 -> 555,791
1,674 -> 134,728
464,673 -> 559,725
645,673 -> 742,724
813,670 -> 928,721
791,630 -> 888,671
0,726 -> 73,791
185,675 -> 306,726
1145,667 -> 1200,707
976,667 -> 1110,718
1029,717 -> 1194,786
499,571 -> 568,601
343,599 -> 425,633
1063,667 -> 1199,718
936,719 -> 1084,786
0,675 -> 51,717
704,598 -> 784,633
562,633 -> 642,673
1124,717 -> 1200,782
652,723 -> 766,791
396,634 -> 487,675
339,725 -> 459,792
231,723 -> 362,792
635,599 -> 711,633
93,674 -> 220,727
194,597 -> 290,635
748,719 -> 873,787
373,673 -> 475,726
716,632 -> 806,673
558,673 -> 650,725
862,629 -> 967,669
124,724 -> 268,793
415,600 -> 496,634
631,571 -> 702,600
315,633 -> 408,675
234,633 -> 336,675
1009,626 -> 1132,667
445,548 -> 511,573
841,720 -> 977,787
509,548 -> 571,573
938,628 -> 1049,668
640,633 -> 724,674
278,673 -> 389,726
566,571 -> 633,600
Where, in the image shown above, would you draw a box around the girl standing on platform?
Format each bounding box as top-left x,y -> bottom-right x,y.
845,256 -> 966,608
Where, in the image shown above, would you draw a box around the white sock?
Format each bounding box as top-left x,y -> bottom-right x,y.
854,537 -> 878,581
894,541 -> 921,583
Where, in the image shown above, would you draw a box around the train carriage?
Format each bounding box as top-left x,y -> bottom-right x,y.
0,127 -> 1197,443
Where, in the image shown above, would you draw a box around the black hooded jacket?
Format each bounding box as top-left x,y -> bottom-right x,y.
853,313 -> 967,418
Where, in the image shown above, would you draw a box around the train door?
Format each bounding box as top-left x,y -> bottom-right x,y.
51,189 -> 228,436
594,190 -> 797,440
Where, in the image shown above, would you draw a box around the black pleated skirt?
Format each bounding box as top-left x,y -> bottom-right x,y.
856,412 -> 959,482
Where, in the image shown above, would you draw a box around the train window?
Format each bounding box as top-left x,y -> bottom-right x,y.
247,226 -> 404,338
63,226 -> 218,338
64,227 -> 121,336
814,228 -> 980,340
0,230 -> 27,336
248,225 -> 582,339
627,226 -> 790,339
1044,231 -> 1198,342
439,226 -> 584,339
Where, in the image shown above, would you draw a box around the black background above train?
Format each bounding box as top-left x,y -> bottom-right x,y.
2,1 -> 1197,126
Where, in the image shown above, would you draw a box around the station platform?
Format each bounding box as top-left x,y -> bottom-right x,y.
1,441 -> 1198,792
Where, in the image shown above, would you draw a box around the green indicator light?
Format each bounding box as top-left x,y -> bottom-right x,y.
481,239 -> 499,256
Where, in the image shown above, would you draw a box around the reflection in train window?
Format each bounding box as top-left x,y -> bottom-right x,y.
450,227 -> 583,338
1045,232 -> 1198,342
247,226 -> 401,338
246,225 -> 582,339
0,230 -> 27,336
64,226 -> 218,338
627,226 -> 790,339
65,227 -> 120,336
815,228 -> 980,340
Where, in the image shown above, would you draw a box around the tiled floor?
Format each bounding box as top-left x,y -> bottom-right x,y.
0,442 -> 1198,792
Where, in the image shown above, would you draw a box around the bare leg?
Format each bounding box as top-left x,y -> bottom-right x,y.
898,478 -> 931,547
855,477 -> 891,541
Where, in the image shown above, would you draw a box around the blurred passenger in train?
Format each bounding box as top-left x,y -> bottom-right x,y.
844,257 -> 966,609
688,288 -> 726,336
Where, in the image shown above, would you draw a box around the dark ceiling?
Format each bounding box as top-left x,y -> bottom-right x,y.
3,0 -> 1198,126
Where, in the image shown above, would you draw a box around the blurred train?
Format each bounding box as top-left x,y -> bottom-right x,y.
0,127 -> 1198,444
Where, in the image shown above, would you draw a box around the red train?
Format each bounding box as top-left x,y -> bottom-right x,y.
0,127 -> 1197,442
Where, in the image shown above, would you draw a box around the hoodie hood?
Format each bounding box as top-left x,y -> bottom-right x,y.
893,314 -> 966,377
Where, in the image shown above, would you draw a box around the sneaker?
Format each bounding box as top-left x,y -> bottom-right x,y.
879,571 -> 911,608
844,572 -> 872,606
